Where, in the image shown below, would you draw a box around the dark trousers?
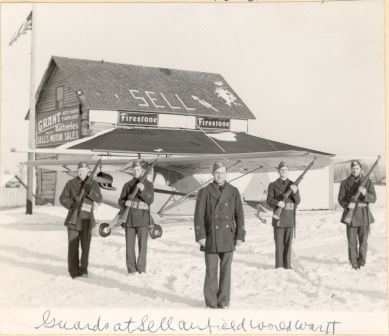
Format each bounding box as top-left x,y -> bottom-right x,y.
125,226 -> 149,273
67,219 -> 91,277
346,225 -> 369,267
273,227 -> 293,269
204,252 -> 233,308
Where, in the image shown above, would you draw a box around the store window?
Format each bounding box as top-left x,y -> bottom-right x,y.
56,86 -> 64,109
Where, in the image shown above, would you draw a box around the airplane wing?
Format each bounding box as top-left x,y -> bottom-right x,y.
21,150 -> 332,175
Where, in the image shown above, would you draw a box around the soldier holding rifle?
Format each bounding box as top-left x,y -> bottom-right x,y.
118,160 -> 154,274
266,161 -> 301,269
59,161 -> 102,279
338,159 -> 378,270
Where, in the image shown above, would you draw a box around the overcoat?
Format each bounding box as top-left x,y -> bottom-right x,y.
266,178 -> 301,227
118,178 -> 154,227
59,177 -> 102,231
338,175 -> 376,226
194,181 -> 245,253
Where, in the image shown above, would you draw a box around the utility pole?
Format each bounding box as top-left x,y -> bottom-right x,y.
0,6 -> 3,188
26,6 -> 35,214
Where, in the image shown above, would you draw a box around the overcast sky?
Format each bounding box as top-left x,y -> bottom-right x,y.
0,1 -> 385,173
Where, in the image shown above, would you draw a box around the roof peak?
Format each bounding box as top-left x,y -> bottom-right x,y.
51,55 -> 221,77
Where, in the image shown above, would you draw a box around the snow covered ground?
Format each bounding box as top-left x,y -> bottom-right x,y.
0,186 -> 387,312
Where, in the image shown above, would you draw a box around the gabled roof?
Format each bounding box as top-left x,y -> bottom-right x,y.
35,56 -> 256,120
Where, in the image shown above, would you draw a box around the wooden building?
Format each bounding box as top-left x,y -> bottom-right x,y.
28,56 -> 334,209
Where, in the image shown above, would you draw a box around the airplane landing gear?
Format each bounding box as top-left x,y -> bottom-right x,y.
99,222 -> 111,237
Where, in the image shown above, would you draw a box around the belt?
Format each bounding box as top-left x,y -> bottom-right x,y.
127,200 -> 149,210
357,203 -> 368,208
81,203 -> 92,213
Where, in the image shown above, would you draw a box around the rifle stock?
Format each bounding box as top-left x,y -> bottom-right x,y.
273,158 -> 316,222
68,159 -> 102,226
343,155 -> 381,225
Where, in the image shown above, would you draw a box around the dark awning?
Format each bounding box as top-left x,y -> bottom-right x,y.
69,127 -> 332,156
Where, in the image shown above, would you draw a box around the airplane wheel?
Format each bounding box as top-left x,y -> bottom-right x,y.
99,222 -> 111,237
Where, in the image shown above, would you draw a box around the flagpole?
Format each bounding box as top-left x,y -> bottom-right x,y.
0,5 -> 3,188
26,5 -> 35,215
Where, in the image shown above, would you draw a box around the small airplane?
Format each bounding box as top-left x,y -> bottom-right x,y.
19,142 -> 332,238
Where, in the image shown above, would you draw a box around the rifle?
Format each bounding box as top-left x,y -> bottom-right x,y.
272,157 -> 316,225
118,158 -> 158,225
342,155 -> 381,225
68,159 -> 102,225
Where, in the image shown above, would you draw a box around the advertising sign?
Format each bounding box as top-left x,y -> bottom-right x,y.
36,107 -> 80,147
196,117 -> 230,130
118,111 -> 158,126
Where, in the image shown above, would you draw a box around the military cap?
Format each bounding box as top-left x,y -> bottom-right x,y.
350,160 -> 362,168
277,161 -> 288,170
77,161 -> 90,169
212,161 -> 227,173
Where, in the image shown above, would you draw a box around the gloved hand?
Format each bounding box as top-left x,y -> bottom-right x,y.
290,184 -> 298,193
358,186 -> 367,196
198,238 -> 206,247
235,240 -> 243,247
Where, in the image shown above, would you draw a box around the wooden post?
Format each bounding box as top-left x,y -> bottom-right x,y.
26,6 -> 35,214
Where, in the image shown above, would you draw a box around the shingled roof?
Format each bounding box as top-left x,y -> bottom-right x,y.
36,56 -> 256,120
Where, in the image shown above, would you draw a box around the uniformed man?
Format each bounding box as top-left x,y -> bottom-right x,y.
338,160 -> 376,270
59,162 -> 102,278
118,160 -> 154,274
266,161 -> 300,269
194,161 -> 245,309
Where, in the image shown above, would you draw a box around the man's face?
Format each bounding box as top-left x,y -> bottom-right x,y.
213,167 -> 227,185
78,167 -> 90,181
279,167 -> 288,180
133,165 -> 143,179
351,165 -> 362,177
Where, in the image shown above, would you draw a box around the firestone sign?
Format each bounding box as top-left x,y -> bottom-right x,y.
196,117 -> 230,130
36,107 -> 80,147
118,111 -> 158,126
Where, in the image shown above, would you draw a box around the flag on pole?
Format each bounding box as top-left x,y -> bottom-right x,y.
8,11 -> 32,46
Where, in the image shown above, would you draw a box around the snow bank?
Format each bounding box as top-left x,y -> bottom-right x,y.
0,189 -> 386,311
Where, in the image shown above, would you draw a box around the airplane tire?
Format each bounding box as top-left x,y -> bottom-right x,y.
99,222 -> 111,237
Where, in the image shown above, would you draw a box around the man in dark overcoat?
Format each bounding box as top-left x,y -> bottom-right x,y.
118,160 -> 154,274
266,161 -> 300,269
338,160 -> 376,269
194,161 -> 245,309
59,162 -> 102,278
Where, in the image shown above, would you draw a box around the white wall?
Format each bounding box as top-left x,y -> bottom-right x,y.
158,114 -> 195,129
230,119 -> 248,133
0,187 -> 25,208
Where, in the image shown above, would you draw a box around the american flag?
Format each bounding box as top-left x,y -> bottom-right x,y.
8,11 -> 32,46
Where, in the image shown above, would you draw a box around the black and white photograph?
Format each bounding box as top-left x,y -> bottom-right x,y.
0,1 -> 387,334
